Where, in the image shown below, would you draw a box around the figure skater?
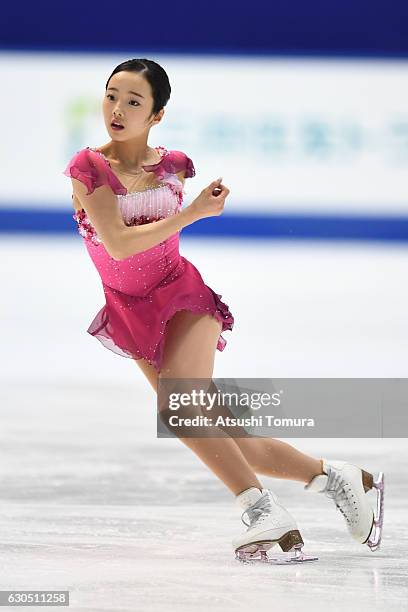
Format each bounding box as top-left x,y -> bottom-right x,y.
63,58 -> 384,564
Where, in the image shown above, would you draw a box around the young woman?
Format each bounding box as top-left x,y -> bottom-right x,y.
63,58 -> 384,564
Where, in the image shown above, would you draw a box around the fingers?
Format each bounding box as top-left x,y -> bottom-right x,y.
213,184 -> 229,197
207,178 -> 230,197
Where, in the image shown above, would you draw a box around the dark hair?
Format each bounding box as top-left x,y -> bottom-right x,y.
105,58 -> 171,118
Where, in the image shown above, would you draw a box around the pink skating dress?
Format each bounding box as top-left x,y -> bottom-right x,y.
63,145 -> 234,372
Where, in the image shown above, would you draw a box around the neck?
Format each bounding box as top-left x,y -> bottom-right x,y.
107,136 -> 153,170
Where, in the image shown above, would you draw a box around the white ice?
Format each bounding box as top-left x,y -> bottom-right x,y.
0,235 -> 407,612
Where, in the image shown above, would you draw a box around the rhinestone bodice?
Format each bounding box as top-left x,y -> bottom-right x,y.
74,183 -> 182,245
71,146 -> 184,246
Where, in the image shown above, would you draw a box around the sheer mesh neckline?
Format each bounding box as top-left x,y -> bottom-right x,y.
89,146 -> 169,197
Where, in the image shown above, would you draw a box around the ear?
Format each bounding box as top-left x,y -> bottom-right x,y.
152,108 -> 165,127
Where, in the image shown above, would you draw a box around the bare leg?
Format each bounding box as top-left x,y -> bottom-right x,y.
134,334 -> 323,487
202,381 -> 324,484
228,438 -> 323,484
137,310 -> 263,496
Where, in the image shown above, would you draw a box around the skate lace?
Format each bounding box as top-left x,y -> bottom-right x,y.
323,467 -> 358,525
241,492 -> 273,528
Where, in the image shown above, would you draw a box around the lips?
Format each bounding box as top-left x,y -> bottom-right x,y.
111,121 -> 124,129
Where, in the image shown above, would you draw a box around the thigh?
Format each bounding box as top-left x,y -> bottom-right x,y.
160,310 -> 222,378
157,310 -> 222,420
134,357 -> 159,392
134,310 -> 222,390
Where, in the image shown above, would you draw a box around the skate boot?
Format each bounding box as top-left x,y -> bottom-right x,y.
232,486 -> 318,565
304,459 -> 384,552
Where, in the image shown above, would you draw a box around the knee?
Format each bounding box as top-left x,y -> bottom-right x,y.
157,405 -> 174,430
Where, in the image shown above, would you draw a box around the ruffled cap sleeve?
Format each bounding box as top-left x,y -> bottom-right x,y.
142,149 -> 195,183
63,147 -> 127,196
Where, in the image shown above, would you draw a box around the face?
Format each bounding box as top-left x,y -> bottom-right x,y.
102,70 -> 164,140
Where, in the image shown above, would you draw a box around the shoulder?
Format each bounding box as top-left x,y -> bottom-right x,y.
62,147 -> 127,196
62,147 -> 108,196
64,147 -> 101,167
63,147 -> 105,183
143,147 -> 196,182
165,149 -> 196,179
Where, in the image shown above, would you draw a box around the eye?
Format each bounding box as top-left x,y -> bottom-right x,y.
106,94 -> 139,107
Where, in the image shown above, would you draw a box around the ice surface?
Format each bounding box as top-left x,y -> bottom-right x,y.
0,236 -> 407,611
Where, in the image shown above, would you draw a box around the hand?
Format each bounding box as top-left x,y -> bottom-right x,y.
188,177 -> 230,221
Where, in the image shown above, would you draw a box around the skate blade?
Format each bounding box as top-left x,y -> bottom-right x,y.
366,471 -> 384,552
235,543 -> 318,565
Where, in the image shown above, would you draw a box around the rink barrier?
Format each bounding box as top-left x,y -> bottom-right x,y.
1,208 -> 408,242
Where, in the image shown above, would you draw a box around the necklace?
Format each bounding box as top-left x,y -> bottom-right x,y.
92,146 -> 165,191
114,167 -> 145,176
94,145 -> 163,175
104,147 -> 160,176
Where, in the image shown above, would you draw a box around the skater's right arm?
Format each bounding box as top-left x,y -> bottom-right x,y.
70,177 -> 229,261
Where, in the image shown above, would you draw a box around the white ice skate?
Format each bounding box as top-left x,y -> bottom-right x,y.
304,459 -> 384,552
232,487 -> 318,565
